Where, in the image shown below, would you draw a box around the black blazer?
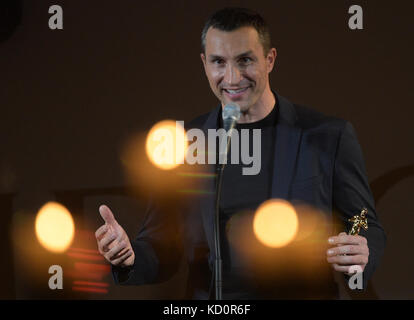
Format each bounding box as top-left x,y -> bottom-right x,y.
112,92 -> 386,299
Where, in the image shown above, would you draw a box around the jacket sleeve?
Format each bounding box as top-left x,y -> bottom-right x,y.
332,121 -> 386,288
111,196 -> 183,285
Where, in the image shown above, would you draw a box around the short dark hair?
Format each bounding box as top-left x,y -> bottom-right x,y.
201,7 -> 272,56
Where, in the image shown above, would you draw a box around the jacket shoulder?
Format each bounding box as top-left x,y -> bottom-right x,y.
186,111 -> 212,130
293,103 -> 348,133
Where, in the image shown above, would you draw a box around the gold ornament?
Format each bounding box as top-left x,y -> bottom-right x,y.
348,208 -> 368,235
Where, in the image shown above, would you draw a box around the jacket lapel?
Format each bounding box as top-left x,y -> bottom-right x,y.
270,94 -> 302,199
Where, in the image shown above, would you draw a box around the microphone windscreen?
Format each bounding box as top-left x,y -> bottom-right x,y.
222,103 -> 241,122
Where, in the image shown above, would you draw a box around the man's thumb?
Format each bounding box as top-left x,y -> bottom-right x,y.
99,205 -> 117,225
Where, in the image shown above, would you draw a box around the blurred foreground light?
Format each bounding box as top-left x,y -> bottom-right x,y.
35,202 -> 75,253
253,199 -> 298,248
146,120 -> 187,170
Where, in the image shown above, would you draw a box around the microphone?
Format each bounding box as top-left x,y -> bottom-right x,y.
219,104 -> 241,163
222,103 -> 241,133
213,103 -> 240,300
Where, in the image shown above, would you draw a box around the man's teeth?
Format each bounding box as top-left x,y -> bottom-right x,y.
225,88 -> 248,94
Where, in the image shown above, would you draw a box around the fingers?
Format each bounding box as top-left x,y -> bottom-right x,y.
112,246 -> 130,260
106,240 -> 127,258
104,240 -> 130,263
111,249 -> 133,266
99,205 -> 117,226
100,232 -> 118,252
328,234 -> 367,246
327,254 -> 368,266
331,264 -> 353,273
326,233 -> 369,274
97,231 -> 133,266
327,244 -> 369,256
96,224 -> 121,254
332,264 -> 349,273
95,224 -> 108,241
331,264 -> 364,274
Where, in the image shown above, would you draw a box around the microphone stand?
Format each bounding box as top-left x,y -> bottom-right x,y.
213,121 -> 236,300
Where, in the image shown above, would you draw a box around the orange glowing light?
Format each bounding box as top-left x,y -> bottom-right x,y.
67,252 -> 104,261
253,199 -> 298,248
35,202 -> 75,253
72,286 -> 108,294
69,247 -> 100,255
74,262 -> 111,273
145,120 -> 187,170
73,280 -> 109,287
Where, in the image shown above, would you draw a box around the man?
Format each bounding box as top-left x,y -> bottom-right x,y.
95,7 -> 386,299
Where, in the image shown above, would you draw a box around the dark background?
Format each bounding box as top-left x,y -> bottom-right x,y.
1,0 -> 413,299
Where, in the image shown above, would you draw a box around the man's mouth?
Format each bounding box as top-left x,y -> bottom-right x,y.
222,86 -> 250,99
223,87 -> 249,94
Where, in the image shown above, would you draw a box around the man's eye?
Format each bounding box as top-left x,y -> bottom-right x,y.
240,57 -> 252,64
213,59 -> 224,65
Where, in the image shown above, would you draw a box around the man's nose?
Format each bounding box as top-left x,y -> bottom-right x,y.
223,64 -> 242,86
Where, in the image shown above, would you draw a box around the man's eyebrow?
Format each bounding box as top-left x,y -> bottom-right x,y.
208,55 -> 224,61
208,51 -> 255,61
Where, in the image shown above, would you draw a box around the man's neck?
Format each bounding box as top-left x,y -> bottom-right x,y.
238,88 -> 276,124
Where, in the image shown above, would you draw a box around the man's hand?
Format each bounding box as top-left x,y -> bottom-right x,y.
95,205 -> 135,268
326,232 -> 369,275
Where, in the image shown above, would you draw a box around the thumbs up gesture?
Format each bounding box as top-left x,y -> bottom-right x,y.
95,205 -> 135,267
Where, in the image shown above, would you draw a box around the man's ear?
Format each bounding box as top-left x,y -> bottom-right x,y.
200,53 -> 206,71
200,53 -> 207,69
266,48 -> 277,73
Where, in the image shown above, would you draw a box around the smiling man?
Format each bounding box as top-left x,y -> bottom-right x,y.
201,25 -> 276,123
96,7 -> 386,299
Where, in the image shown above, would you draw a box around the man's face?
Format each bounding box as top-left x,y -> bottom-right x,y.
201,26 -> 276,112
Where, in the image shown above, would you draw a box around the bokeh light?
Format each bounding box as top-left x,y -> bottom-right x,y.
145,120 -> 187,170
35,202 -> 75,253
226,202 -> 332,296
253,199 -> 298,248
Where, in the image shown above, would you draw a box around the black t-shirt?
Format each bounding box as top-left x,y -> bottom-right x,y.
218,101 -> 279,298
